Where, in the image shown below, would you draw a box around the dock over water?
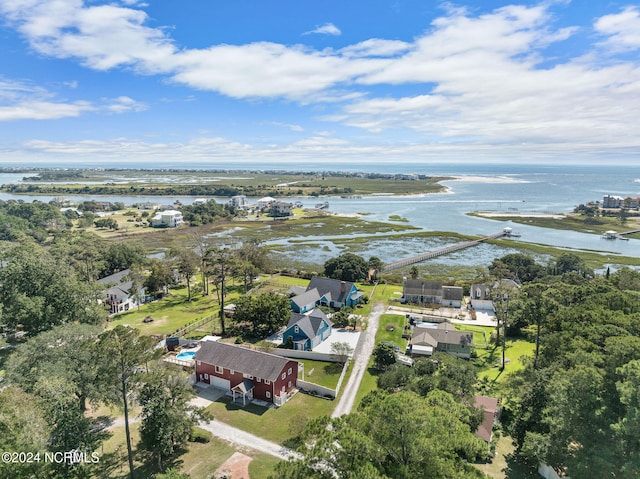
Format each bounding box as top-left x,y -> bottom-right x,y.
382,230 -> 509,271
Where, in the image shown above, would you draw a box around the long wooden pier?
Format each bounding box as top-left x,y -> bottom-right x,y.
382,230 -> 508,271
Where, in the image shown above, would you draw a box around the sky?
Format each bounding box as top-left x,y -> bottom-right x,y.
0,0 -> 639,168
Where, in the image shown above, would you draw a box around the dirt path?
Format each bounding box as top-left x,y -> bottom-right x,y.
214,451 -> 252,479
331,303 -> 383,418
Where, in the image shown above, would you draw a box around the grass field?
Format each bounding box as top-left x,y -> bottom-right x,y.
205,389 -> 337,445
298,359 -> 343,389
106,285 -> 223,337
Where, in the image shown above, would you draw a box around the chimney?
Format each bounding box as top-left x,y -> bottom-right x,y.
341,281 -> 346,293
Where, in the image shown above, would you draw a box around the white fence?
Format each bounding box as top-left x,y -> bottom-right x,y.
295,359 -> 350,399
269,348 -> 338,362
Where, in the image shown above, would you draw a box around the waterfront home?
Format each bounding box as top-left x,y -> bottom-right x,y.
151,209 -> 184,228
290,276 -> 363,313
402,278 -> 463,308
270,201 -> 293,217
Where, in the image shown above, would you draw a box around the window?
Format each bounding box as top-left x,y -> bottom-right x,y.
288,367 -> 292,375
230,370 -> 235,375
196,360 -> 201,366
288,381 -> 292,388
281,386 -> 286,393
294,325 -> 299,333
256,377 -> 261,383
264,379 -> 271,385
265,391 -> 271,399
243,373 -> 253,379
204,373 -> 209,380
281,373 -> 286,380
215,366 -> 223,374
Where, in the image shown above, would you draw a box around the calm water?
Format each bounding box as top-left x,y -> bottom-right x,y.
1,164 -> 639,262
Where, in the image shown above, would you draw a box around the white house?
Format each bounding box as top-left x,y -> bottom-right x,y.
151,210 -> 184,228
257,196 -> 276,208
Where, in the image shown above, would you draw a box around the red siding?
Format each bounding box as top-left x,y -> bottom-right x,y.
195,358 -> 299,404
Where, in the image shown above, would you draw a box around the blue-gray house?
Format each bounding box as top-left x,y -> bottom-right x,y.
290,276 -> 363,313
282,309 -> 333,351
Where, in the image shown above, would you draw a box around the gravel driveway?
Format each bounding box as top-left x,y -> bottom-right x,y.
331,303 -> 383,418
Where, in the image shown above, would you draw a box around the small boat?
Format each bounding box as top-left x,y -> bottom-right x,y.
315,201 -> 329,209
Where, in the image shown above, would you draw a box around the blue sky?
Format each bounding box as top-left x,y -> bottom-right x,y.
1,0 -> 639,168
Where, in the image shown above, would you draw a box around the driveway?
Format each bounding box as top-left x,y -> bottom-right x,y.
198,419 -> 299,461
331,303 -> 383,418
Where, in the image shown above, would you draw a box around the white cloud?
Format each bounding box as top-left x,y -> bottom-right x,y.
0,78 -> 147,120
266,121 -> 305,132
0,100 -> 93,121
303,23 -> 341,36
595,6 -> 640,51
104,96 -> 147,114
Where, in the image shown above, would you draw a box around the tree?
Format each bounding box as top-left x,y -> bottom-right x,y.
324,253 -> 369,282
409,265 -> 419,279
372,342 -> 397,370
0,242 -> 104,336
330,341 -> 353,365
206,247 -> 237,334
144,258 -> 174,296
98,326 -> 159,479
169,246 -> 199,301
94,217 -> 119,230
0,386 -> 50,479
274,390 -> 486,479
5,323 -> 108,412
233,291 -> 290,336
138,366 -> 210,471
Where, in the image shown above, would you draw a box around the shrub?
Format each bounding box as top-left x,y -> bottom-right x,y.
189,426 -> 212,443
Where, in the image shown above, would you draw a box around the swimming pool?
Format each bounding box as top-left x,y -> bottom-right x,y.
176,351 -> 196,361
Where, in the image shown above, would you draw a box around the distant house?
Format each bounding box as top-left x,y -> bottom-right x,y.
270,201 -> 293,217
290,276 -> 363,313
474,395 -> 501,443
98,269 -> 145,314
442,285 -> 463,308
410,323 -> 473,358
136,202 -> 158,211
469,284 -> 494,312
151,209 -> 184,228
282,309 -> 333,351
402,279 -> 463,308
230,195 -> 247,208
192,198 -> 208,205
602,195 -> 624,208
257,197 -> 276,209
194,341 -> 298,407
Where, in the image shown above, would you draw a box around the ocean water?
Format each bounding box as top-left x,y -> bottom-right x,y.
1,163 -> 639,261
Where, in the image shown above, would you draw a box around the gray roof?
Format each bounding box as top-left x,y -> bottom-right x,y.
98,269 -> 131,285
403,279 -> 442,297
412,323 -> 473,348
291,288 -> 321,308
287,286 -> 307,296
470,284 -> 492,300
442,286 -> 463,301
287,309 -> 332,340
195,341 -> 292,382
307,276 -> 357,304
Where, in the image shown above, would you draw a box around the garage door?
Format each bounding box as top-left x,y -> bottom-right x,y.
209,375 -> 230,390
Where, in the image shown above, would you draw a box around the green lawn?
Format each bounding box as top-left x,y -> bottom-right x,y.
298,359 -> 343,389
206,390 -> 337,445
475,338 -> 535,384
106,285 -> 223,337
353,310 -> 406,409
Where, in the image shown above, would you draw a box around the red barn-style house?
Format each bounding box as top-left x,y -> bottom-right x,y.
195,341 -> 298,407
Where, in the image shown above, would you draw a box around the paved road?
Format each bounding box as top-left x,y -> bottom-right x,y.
198,419 -> 299,461
331,303 -> 383,418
